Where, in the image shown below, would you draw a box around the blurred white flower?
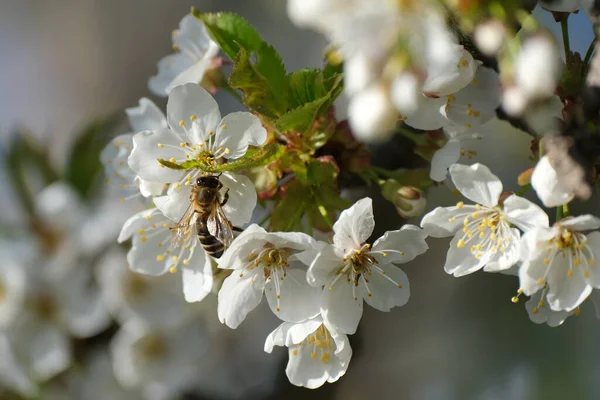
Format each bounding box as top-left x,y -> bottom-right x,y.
217,224 -> 321,328
96,248 -> 200,327
474,20 -> 506,56
509,35 -> 562,115
118,208 -> 213,303
307,197 -> 428,334
347,83 -> 398,142
519,215 -> 600,312
531,155 -> 575,207
264,315 -> 352,389
421,163 -> 549,277
0,252 -> 27,329
525,289 -> 574,327
110,319 -> 209,400
101,98 -> 167,202
149,14 -> 220,97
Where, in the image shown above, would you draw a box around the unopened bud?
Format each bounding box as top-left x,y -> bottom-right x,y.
394,186 -> 426,218
518,168 -> 534,186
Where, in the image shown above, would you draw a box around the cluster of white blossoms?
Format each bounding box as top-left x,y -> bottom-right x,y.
92,3 -> 600,392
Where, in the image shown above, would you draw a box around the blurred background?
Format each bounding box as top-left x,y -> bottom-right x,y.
0,1 -> 599,399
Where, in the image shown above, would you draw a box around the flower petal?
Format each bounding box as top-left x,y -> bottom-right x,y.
181,250 -> 213,303
559,214 -> 600,231
444,234 -> 490,276
449,163 -> 502,207
265,269 -> 321,322
333,197 -> 374,250
154,182 -> 193,222
546,260 -> 591,312
444,67 -> 500,131
420,204 -> 478,238
217,269 -> 265,328
166,83 -> 221,139
423,48 -> 478,96
126,98 -> 167,133
372,225 -> 428,264
531,156 -> 574,208
264,318 -> 322,353
217,224 -> 267,269
502,194 -> 549,232
31,324 -> 72,381
525,290 -> 573,327
404,96 -> 448,131
359,263 -> 409,311
149,53 -> 192,97
321,280 -> 363,335
128,129 -> 187,183
307,245 -> 343,287
582,231 -> 600,288
430,139 -> 461,182
483,228 -> 521,272
118,208 -> 160,243
220,172 -> 257,227
215,112 -> 267,160
166,58 -> 214,94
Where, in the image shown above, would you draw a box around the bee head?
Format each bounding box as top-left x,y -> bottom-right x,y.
196,176 -> 220,188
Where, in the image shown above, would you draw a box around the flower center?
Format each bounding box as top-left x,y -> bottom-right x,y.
344,244 -> 378,280
125,273 -> 149,299
449,203 -> 511,259
244,246 -> 290,313
31,293 -> 58,322
292,324 -> 334,364
539,228 -> 596,281
138,333 -> 168,361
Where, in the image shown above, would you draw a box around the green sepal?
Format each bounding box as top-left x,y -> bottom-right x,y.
157,159 -> 187,170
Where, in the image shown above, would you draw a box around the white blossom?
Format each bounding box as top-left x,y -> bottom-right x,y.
149,14 -> 219,97
217,224 -> 321,328
347,84 -> 398,142
519,215 -> 600,312
421,163 -> 549,277
531,155 -> 574,208
264,315 -> 351,389
118,208 -> 213,303
307,197 -> 428,334
128,83 -> 264,228
101,98 -> 167,202
110,319 -> 209,400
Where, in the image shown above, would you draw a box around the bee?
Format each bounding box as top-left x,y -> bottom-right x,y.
171,175 -> 234,258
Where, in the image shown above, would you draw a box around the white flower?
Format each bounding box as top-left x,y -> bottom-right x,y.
217,224 -> 321,328
118,208 -> 213,303
0,252 -> 27,329
474,20 -> 506,56
421,163 -> 549,277
513,35 -> 562,103
531,155 -> 574,208
539,0 -> 593,12
264,315 -> 351,389
404,66 -> 500,133
347,83 -> 398,142
95,248 -> 200,327
148,14 -> 219,97
110,319 -> 209,400
128,83 -> 265,228
525,289 -> 574,327
429,129 -> 481,182
101,98 -> 167,202
307,197 -> 429,334
519,215 -> 600,312
0,333 -> 38,397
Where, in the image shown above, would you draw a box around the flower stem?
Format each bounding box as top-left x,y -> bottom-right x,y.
582,38 -> 597,78
556,206 -> 564,222
560,18 -> 570,56
562,203 -> 570,217
397,127 -> 425,144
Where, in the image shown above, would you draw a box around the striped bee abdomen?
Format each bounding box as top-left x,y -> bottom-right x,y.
196,220 -> 225,258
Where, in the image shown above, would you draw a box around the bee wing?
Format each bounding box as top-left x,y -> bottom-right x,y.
170,203 -> 196,248
207,204 -> 234,248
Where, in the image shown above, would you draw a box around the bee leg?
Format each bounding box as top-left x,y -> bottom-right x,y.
220,189 -> 230,206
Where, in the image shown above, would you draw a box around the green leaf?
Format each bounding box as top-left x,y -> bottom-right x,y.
229,48 -> 287,118
66,116 -> 121,198
269,179 -> 307,232
275,96 -> 330,134
196,12 -> 288,116
194,11 -> 263,61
